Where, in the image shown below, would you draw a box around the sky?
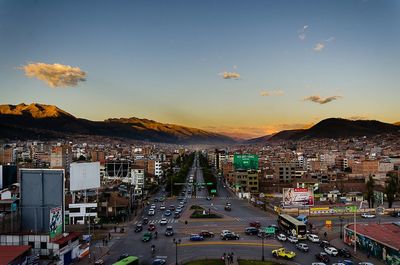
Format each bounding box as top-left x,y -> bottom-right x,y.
0,0 -> 399,139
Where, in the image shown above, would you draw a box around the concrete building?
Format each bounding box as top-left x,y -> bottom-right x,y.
50,146 -> 72,172
131,167 -> 145,195
230,170 -> 259,193
67,203 -> 97,225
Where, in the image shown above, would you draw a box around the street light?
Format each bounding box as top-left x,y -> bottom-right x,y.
173,238 -> 181,265
339,216 -> 344,239
260,231 -> 266,261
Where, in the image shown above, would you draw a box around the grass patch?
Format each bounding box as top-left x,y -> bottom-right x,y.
184,259 -> 225,265
190,205 -> 204,210
190,210 -> 222,218
238,260 -> 283,265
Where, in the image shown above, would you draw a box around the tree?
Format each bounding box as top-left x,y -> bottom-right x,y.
385,173 -> 399,208
366,175 -> 375,208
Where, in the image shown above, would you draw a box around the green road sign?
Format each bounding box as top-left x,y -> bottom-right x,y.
210,189 -> 217,194
264,227 -> 275,234
207,182 -> 213,186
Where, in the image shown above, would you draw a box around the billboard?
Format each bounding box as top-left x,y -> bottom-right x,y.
20,169 -> 64,234
233,154 -> 259,170
70,162 -> 100,191
49,206 -> 63,239
282,188 -> 314,207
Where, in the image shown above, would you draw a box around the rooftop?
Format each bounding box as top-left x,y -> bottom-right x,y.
0,245 -> 31,265
346,223 -> 400,251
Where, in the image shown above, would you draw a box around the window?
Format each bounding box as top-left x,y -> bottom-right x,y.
41,242 -> 47,249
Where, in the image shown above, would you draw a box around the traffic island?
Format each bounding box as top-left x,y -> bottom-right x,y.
190,210 -> 222,218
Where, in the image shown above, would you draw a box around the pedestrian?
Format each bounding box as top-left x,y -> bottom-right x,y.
227,254 -> 231,264
114,226 -> 117,233
105,238 -> 108,246
108,232 -> 111,240
221,255 -> 225,263
324,231 -> 327,239
231,252 -> 234,263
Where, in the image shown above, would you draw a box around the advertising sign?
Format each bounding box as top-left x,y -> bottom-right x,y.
282,188 -> 314,207
70,162 -> 100,191
233,154 -> 259,170
49,206 -> 63,239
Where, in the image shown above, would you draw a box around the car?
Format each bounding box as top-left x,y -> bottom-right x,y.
224,205 -> 232,211
150,204 -> 156,209
315,252 -> 329,263
176,207 -> 182,213
308,234 -> 320,242
221,230 -> 232,237
271,248 -> 296,259
169,205 -> 176,211
206,196 -> 212,200
142,217 -> 149,224
332,263 -> 346,265
277,233 -> 287,241
154,198 -> 159,202
324,246 -> 338,256
319,240 -> 330,248
165,226 -> 174,236
164,210 -> 172,216
190,234 -> 204,241
249,221 -> 261,228
245,227 -> 259,235
94,260 -> 104,265
337,260 -> 354,265
287,235 -> 298,243
361,213 -> 376,218
199,230 -> 214,238
142,232 -> 152,242
311,263 -> 326,265
148,209 -> 155,216
117,254 -> 129,261
148,223 -> 156,231
358,263 -> 374,265
221,233 -> 240,240
152,259 -> 166,265
174,212 -> 180,219
296,243 -> 309,252
226,202 -> 232,206
160,205 -> 166,210
391,211 -> 400,217
338,248 -> 351,258
134,223 -> 143,232
160,218 -> 167,225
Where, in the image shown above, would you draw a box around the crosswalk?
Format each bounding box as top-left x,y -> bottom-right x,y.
148,219 -> 179,224
192,195 -> 239,200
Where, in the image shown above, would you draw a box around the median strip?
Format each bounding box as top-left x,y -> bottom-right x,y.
179,241 -> 282,247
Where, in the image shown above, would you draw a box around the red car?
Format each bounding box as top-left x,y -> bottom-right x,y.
199,230 -> 215,238
148,223 -> 156,231
249,221 -> 261,228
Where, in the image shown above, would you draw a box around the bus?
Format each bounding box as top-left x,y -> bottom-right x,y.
277,214 -> 307,240
112,256 -> 139,265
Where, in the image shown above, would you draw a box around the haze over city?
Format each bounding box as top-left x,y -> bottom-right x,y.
1,0 -> 399,138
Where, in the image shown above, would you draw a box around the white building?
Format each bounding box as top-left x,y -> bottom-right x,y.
67,203 -> 97,225
155,160 -> 163,177
131,168 -> 145,195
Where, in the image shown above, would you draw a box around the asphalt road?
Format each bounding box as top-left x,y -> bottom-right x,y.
103,154 -> 391,265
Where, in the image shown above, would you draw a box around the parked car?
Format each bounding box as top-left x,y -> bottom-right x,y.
324,246 -> 339,256
277,233 -> 287,241
361,213 -> 376,218
199,230 -> 214,238
271,248 -> 296,259
142,232 -> 153,242
308,234 -> 320,243
134,223 -> 143,232
315,252 -> 329,263
245,227 -> 259,235
190,234 -> 204,241
296,243 -> 309,252
338,248 -> 351,258
148,223 -> 156,231
249,221 -> 261,228
221,233 -> 240,240
287,236 -> 298,243
165,226 -> 174,236
160,218 -> 167,225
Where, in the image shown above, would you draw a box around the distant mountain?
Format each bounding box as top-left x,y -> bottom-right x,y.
394,122 -> 400,126
0,103 -> 235,144
247,118 -> 400,143
244,134 -> 272,144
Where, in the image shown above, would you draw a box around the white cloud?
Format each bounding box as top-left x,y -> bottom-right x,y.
298,25 -> 309,40
21,62 -> 86,87
221,71 -> 240,80
303,95 -> 342,104
313,42 -> 325,52
260,90 -> 284,97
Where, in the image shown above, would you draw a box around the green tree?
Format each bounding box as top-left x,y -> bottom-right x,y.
385,173 -> 399,208
366,175 -> 375,208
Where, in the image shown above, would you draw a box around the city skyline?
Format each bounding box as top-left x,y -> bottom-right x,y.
1,0 -> 399,138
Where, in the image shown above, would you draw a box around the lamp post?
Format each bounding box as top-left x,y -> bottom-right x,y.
173,238 -> 181,265
339,216 -> 344,239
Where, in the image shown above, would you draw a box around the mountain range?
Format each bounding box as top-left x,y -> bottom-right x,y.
0,103 -> 399,144
0,103 -> 233,144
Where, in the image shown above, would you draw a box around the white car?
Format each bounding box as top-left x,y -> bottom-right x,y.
311,263 -> 326,265
287,235 -> 298,243
361,213 -> 376,218
150,204 -> 156,209
221,230 -> 232,237
277,233 -> 287,241
160,205 -> 166,210
307,234 -> 320,242
324,246 -> 338,256
359,263 -> 374,265
332,263 -> 346,265
148,209 -> 155,216
160,218 -> 167,225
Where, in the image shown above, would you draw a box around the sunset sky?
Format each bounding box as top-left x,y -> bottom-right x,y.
0,0 -> 399,138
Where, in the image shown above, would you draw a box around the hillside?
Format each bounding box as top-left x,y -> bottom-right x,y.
0,103 -> 235,144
